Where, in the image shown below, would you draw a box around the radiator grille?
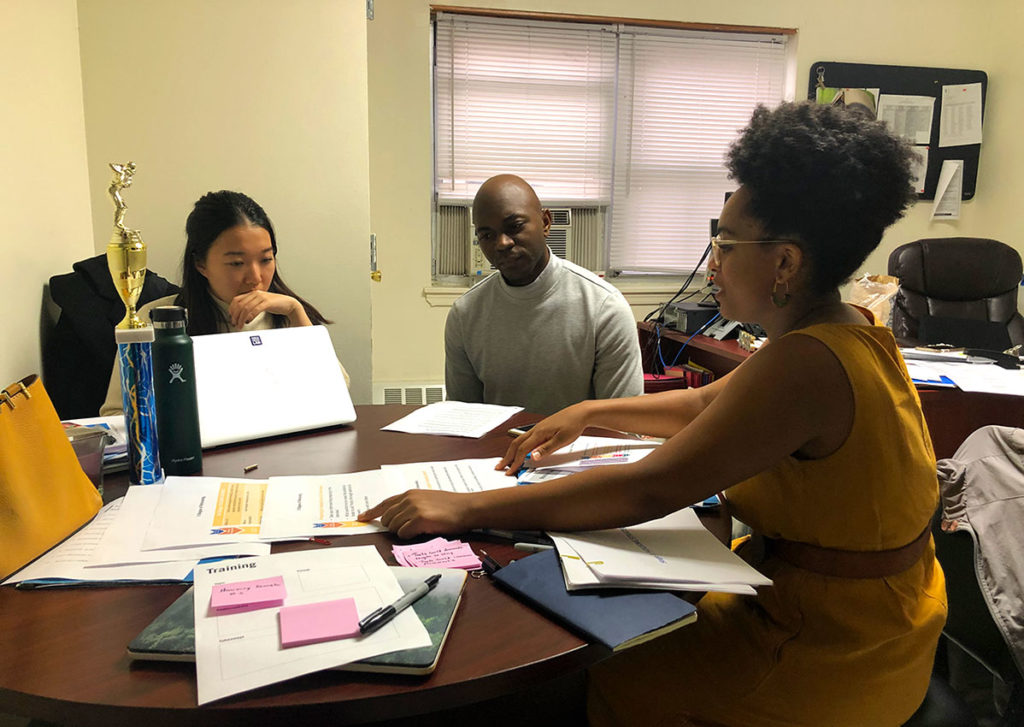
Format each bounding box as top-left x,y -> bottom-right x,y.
374,383 -> 447,405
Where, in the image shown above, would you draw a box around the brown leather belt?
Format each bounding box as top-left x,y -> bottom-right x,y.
764,526 -> 931,579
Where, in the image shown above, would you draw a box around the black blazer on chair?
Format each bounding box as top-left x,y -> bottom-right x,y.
43,254 -> 180,419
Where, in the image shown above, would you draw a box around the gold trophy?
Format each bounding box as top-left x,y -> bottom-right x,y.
105,161 -> 148,329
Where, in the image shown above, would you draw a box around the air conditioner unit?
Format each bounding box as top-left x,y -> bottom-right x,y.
467,207 -> 576,276
451,204 -> 603,277
547,208 -> 573,260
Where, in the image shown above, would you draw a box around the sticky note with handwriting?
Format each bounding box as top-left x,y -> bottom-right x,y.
210,575 -> 286,614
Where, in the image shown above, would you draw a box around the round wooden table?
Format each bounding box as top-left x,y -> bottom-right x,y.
0,405 -> 727,726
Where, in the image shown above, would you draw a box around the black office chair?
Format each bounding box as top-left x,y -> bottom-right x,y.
888,237 -> 1024,349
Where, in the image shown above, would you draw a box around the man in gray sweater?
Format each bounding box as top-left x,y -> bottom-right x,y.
445,175 -> 643,416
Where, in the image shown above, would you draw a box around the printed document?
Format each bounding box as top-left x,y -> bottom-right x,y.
260,470 -> 390,538
90,485 -> 270,565
939,82 -> 983,147
381,457 -> 514,494
141,477 -> 271,550
382,400 -> 523,438
517,435 -> 658,484
551,508 -> 771,594
193,546 -> 429,705
931,159 -> 963,220
2,500 -> 195,585
877,94 -> 934,144
261,461 -> 516,539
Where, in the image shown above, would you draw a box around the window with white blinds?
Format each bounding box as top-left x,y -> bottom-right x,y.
435,15 -> 617,202
433,12 -> 791,275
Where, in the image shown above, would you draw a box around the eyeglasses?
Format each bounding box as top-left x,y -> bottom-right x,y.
709,235 -> 795,266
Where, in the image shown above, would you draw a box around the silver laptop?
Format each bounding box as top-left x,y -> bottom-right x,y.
191,325 -> 356,447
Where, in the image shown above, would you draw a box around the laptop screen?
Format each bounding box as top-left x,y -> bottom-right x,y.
191,325 -> 355,447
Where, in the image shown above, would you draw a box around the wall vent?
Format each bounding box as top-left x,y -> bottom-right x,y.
373,382 -> 447,405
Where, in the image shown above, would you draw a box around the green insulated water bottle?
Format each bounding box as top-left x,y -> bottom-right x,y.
150,306 -> 203,475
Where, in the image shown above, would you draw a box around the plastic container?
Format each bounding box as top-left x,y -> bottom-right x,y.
65,425 -> 112,496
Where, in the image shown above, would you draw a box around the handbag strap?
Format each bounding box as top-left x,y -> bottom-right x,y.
1,374 -> 36,411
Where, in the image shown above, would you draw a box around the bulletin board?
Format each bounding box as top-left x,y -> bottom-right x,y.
807,61 -> 987,200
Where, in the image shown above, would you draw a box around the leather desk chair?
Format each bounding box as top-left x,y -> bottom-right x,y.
888,238 -> 1024,348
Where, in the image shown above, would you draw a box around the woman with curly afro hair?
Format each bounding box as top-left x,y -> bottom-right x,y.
362,102 -> 945,726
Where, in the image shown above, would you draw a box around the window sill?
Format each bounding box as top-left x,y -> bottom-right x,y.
422,278 -> 696,308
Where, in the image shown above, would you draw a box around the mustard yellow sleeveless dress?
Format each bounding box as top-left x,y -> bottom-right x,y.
588,324 -> 947,727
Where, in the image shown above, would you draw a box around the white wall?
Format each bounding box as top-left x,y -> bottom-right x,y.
4,1 -> 1021,398
367,0 -> 1024,387
0,0 -> 94,385
77,0 -> 374,403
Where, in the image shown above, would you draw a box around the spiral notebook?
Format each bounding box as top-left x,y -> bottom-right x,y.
191,325 -> 355,447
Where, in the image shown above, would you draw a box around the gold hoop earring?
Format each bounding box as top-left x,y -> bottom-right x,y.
771,281 -> 791,308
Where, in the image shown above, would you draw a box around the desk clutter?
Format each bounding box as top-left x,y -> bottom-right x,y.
3,424 -> 769,705
127,567 -> 468,679
901,347 -> 1024,396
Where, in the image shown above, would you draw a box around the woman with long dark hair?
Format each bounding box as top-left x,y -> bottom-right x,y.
101,190 -> 345,415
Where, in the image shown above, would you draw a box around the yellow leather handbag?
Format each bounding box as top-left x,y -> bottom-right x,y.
0,374 -> 102,579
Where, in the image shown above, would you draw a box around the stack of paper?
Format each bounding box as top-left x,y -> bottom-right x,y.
192,547 -> 430,704
392,537 -> 481,569
2,487 -> 270,587
550,508 -> 771,595
517,435 -> 658,484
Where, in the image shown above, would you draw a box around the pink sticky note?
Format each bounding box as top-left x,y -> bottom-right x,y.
210,576 -> 287,614
279,598 -> 361,648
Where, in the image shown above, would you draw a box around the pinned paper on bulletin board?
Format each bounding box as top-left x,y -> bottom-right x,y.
931,160 -> 964,220
809,62 -> 986,200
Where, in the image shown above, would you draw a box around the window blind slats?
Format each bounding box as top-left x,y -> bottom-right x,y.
434,13 -> 790,272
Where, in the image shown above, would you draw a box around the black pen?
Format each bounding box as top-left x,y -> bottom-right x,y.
358,574 -> 441,635
479,550 -> 502,575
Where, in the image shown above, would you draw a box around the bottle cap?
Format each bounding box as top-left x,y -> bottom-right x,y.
150,305 -> 188,328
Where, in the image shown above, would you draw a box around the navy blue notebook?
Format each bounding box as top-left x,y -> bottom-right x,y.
491,549 -> 697,652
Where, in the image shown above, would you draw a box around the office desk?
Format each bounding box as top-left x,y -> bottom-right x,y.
639,321 -> 1024,459
0,405 -> 728,727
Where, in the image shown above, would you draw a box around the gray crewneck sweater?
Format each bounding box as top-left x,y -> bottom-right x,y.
444,253 -> 643,415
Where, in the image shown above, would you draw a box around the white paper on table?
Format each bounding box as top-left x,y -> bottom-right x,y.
2,500 -> 195,585
381,457 -> 514,494
141,476 -> 271,550
381,400 -> 523,438
550,535 -> 756,595
931,159 -> 963,219
260,470 -> 392,539
910,146 -> 929,195
904,361 -> 958,388
525,435 -> 658,473
193,546 -> 429,705
939,82 -> 983,147
923,361 -> 1024,397
877,94 -> 935,145
551,508 -> 770,593
90,485 -> 271,565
